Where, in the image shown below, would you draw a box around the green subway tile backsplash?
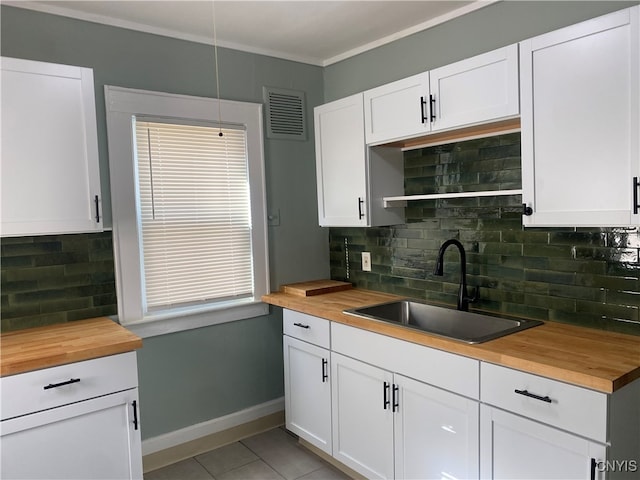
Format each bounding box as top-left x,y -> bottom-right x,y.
330,133 -> 640,336
1,232 -> 117,332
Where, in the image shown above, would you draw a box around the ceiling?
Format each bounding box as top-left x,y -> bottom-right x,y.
4,1 -> 496,66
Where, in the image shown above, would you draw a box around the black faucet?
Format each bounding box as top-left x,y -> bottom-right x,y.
433,239 -> 478,311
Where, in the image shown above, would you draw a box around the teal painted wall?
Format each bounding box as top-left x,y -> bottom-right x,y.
0,5 -> 326,439
324,1 -> 639,101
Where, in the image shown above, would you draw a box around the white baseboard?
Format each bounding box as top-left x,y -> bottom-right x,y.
142,397 -> 285,456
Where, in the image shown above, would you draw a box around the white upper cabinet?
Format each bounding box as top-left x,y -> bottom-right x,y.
1,57 -> 102,236
430,45 -> 519,132
364,72 -> 430,145
315,93 -> 368,227
363,45 -> 519,145
520,6 -> 640,227
314,93 -> 404,227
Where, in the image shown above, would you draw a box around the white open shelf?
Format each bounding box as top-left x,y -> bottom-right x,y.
383,189 -> 523,208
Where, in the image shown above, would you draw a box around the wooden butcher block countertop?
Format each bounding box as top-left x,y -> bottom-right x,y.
1,317 -> 143,377
263,287 -> 640,394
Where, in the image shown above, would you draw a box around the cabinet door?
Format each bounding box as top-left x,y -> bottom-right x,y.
364,72 -> 430,145
331,352 -> 394,479
520,7 -> 640,226
394,374 -> 479,480
395,375 -> 479,479
1,389 -> 142,480
283,336 -> 332,455
314,93 -> 368,227
1,57 -> 102,236
480,405 -> 606,480
430,45 -> 519,132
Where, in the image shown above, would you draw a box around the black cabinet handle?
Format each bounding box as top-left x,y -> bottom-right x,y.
321,358 -> 328,383
420,96 -> 428,123
293,322 -> 309,329
523,203 -> 533,216
383,381 -> 390,410
590,458 -> 597,480
392,384 -> 399,412
132,400 -> 139,430
633,177 -> 639,215
429,94 -> 436,122
94,195 -> 100,223
358,197 -> 365,220
514,389 -> 552,403
44,378 -> 81,390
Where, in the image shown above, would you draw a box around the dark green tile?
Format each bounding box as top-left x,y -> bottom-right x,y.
548,284 -> 605,302
1,241 -> 61,257
525,269 -> 575,285
523,244 -> 571,259
576,300 -> 638,321
606,289 -> 640,307
549,232 -> 607,247
524,293 -> 575,312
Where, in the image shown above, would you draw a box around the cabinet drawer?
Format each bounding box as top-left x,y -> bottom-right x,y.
331,322 -> 479,399
480,362 -> 608,442
1,351 -> 138,421
283,310 -> 330,349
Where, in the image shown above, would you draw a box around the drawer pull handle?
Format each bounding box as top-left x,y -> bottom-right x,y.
514,389 -> 552,403
44,378 -> 81,390
94,195 -> 100,223
132,400 -> 139,430
293,322 -> 309,329
321,358 -> 328,383
392,383 -> 399,412
383,381 -> 390,410
420,96 -> 428,123
429,94 -> 436,122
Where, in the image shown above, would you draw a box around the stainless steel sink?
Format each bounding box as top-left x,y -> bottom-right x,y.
344,300 -> 543,344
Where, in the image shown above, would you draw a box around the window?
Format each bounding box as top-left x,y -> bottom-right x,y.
105,87 -> 269,337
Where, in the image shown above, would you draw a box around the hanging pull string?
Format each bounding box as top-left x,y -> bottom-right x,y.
212,0 -> 223,137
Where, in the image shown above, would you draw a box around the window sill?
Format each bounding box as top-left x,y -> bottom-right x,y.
118,298 -> 270,338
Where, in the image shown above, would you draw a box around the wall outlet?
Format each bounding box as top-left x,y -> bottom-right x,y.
361,251 -> 372,272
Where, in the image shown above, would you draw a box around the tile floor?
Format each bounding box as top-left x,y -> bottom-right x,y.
144,427 -> 352,480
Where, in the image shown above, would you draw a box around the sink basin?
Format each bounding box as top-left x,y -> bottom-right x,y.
344,300 -> 543,344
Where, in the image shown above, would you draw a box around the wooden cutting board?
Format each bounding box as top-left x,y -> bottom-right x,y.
282,279 -> 352,297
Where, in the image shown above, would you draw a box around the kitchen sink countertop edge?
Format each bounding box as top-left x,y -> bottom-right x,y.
263,288 -> 640,394
1,317 -> 143,377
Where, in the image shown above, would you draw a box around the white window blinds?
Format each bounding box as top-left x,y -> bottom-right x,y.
134,120 -> 254,310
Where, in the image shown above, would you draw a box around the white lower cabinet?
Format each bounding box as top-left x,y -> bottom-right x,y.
0,352 -> 142,480
283,309 -> 640,480
394,374 -> 479,480
283,335 -> 332,455
330,321 -> 480,480
480,405 -> 606,480
330,352 -> 480,480
480,362 -> 640,480
1,389 -> 141,480
282,310 -> 332,455
331,352 -> 395,479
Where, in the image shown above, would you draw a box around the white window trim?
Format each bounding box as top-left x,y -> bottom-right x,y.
104,86 -> 270,337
